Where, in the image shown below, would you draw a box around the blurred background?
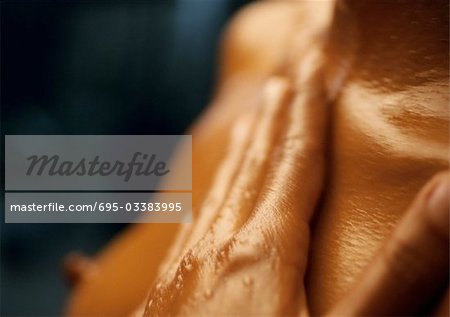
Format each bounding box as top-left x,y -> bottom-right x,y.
1,0 -> 252,315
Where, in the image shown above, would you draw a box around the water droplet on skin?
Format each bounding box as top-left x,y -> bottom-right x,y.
175,275 -> 183,289
243,276 -> 253,286
204,289 -> 213,299
155,282 -> 163,290
148,299 -> 153,308
184,262 -> 193,271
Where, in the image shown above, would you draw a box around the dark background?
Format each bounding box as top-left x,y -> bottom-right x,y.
1,0 -> 251,315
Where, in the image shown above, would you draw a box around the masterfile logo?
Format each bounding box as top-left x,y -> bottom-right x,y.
26,152 -> 170,181
5,135 -> 191,190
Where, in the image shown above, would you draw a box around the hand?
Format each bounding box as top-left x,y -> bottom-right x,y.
141,69 -> 449,317
143,63 -> 329,316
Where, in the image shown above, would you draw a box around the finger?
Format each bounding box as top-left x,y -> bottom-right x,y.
195,76 -> 290,244
231,52 -> 330,316
157,110 -> 256,275
157,76 -> 289,279
144,52 -> 329,316
329,171 -> 450,316
143,76 -> 293,316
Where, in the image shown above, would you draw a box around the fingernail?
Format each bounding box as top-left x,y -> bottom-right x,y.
428,175 -> 450,236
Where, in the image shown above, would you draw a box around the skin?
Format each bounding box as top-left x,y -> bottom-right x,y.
307,0 -> 449,313
329,171 -> 449,316
65,2 -> 330,315
65,0 -> 449,316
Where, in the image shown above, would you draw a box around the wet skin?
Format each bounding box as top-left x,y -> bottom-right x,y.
65,1 -> 449,316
